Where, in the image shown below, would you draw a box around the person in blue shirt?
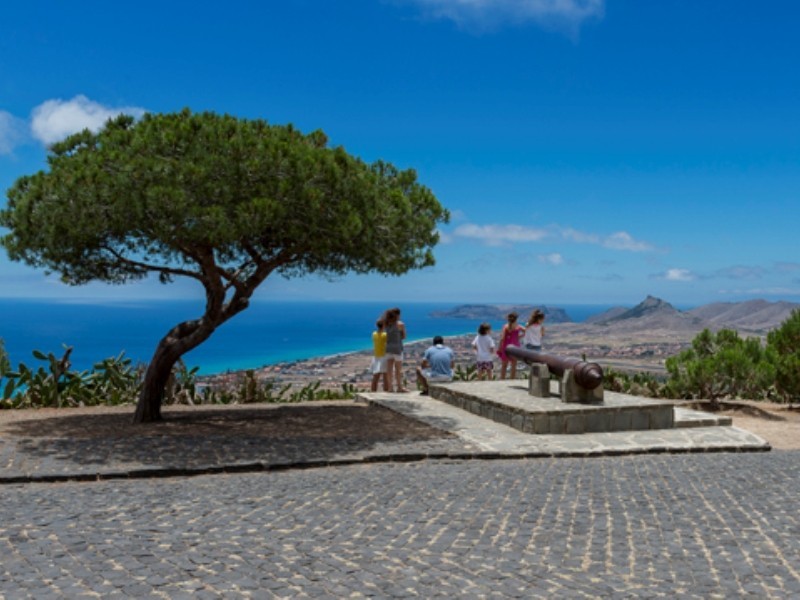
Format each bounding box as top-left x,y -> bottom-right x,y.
415,335 -> 455,395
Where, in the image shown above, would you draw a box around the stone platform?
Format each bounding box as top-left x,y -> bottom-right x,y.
430,380 -> 677,434
362,386 -> 768,457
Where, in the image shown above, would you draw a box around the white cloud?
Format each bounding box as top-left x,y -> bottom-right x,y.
436,228 -> 454,244
538,252 -> 564,266
0,110 -> 26,155
453,223 -> 549,246
30,95 -> 146,146
659,268 -> 696,282
602,231 -> 654,252
403,0 -> 604,34
558,227 -> 653,252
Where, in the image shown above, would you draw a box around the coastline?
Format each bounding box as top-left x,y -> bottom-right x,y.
198,321 -> 696,392
200,334 -> 478,391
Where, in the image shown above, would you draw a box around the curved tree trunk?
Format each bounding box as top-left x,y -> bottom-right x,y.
133,343 -> 181,423
131,250 -> 279,424
133,319 -> 216,424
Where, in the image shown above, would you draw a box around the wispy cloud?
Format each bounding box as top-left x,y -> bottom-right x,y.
30,95 -> 146,146
453,222 -> 654,253
716,265 -> 766,281
602,231 -> 654,252
400,0 -> 604,35
580,272 -> 623,282
559,227 -> 653,252
775,261 -> 800,273
559,227 -> 599,244
537,252 -> 564,266
719,287 -> 800,297
453,223 -> 549,246
0,110 -> 26,155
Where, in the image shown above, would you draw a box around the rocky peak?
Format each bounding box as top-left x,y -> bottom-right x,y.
607,296 -> 679,322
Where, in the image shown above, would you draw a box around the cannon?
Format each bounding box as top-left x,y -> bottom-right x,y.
505,346 -> 604,402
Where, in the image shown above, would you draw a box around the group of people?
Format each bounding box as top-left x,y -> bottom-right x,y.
369,307 -> 546,394
478,309 -> 546,380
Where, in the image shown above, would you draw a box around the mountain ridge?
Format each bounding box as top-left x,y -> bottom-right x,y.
433,297 -> 799,333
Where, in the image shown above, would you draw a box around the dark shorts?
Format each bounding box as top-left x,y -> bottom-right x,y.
476,361 -> 493,372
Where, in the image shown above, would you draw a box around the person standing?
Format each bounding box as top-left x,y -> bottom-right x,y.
370,319 -> 389,392
497,312 -> 524,380
523,309 -> 546,352
384,307 -> 408,392
416,335 -> 455,395
471,322 -> 496,380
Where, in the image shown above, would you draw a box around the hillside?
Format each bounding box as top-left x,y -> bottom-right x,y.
584,306 -> 628,324
589,295 -> 706,333
687,299 -> 799,332
431,297 -> 798,335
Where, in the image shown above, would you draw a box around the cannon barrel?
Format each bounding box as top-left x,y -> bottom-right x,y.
505,346 -> 604,390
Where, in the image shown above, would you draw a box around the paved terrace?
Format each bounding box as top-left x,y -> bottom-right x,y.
1,391 -> 798,598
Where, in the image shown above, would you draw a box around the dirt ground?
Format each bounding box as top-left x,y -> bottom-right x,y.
705,401 -> 800,450
0,399 -> 798,450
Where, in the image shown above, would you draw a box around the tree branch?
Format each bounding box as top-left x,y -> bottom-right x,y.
102,245 -> 203,280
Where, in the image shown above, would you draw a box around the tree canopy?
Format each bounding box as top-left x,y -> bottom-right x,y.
1,109 -> 449,421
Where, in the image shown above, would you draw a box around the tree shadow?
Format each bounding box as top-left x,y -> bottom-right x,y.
3,404 -> 458,472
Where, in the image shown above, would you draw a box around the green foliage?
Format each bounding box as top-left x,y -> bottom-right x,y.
162,360 -> 201,405
603,368 -> 665,398
0,347 -> 141,409
1,109 -> 448,285
0,339 -> 9,379
192,373 -> 357,405
663,328 -> 775,402
453,363 -> 479,381
766,309 -> 800,402
0,345 -> 356,409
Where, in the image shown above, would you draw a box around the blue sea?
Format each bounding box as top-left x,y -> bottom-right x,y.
0,299 -> 612,375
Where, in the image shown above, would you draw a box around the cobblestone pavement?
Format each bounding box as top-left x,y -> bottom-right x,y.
2,452 -> 799,598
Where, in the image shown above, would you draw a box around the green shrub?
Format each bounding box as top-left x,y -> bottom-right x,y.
603,367 -> 665,398
453,363 -> 478,381
766,309 -> 800,402
0,339 -> 9,379
1,346 -> 142,408
664,328 -> 775,404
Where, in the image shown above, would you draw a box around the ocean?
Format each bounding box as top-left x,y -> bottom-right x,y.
0,299 -> 612,375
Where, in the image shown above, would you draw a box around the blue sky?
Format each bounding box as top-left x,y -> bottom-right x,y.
1,0 -> 799,307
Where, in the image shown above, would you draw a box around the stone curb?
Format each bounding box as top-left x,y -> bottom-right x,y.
0,442 -> 770,485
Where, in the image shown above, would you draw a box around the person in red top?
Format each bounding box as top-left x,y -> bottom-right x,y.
497,312 -> 524,380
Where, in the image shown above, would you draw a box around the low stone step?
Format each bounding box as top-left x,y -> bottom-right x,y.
674,407 -> 732,428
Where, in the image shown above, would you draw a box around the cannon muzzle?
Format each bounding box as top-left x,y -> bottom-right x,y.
505,346 -> 604,391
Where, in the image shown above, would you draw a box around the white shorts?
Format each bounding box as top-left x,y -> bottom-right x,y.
421,370 -> 452,383
385,353 -> 403,362
371,356 -> 388,374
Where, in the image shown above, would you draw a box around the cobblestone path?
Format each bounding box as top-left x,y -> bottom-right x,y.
1,452 -> 799,598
